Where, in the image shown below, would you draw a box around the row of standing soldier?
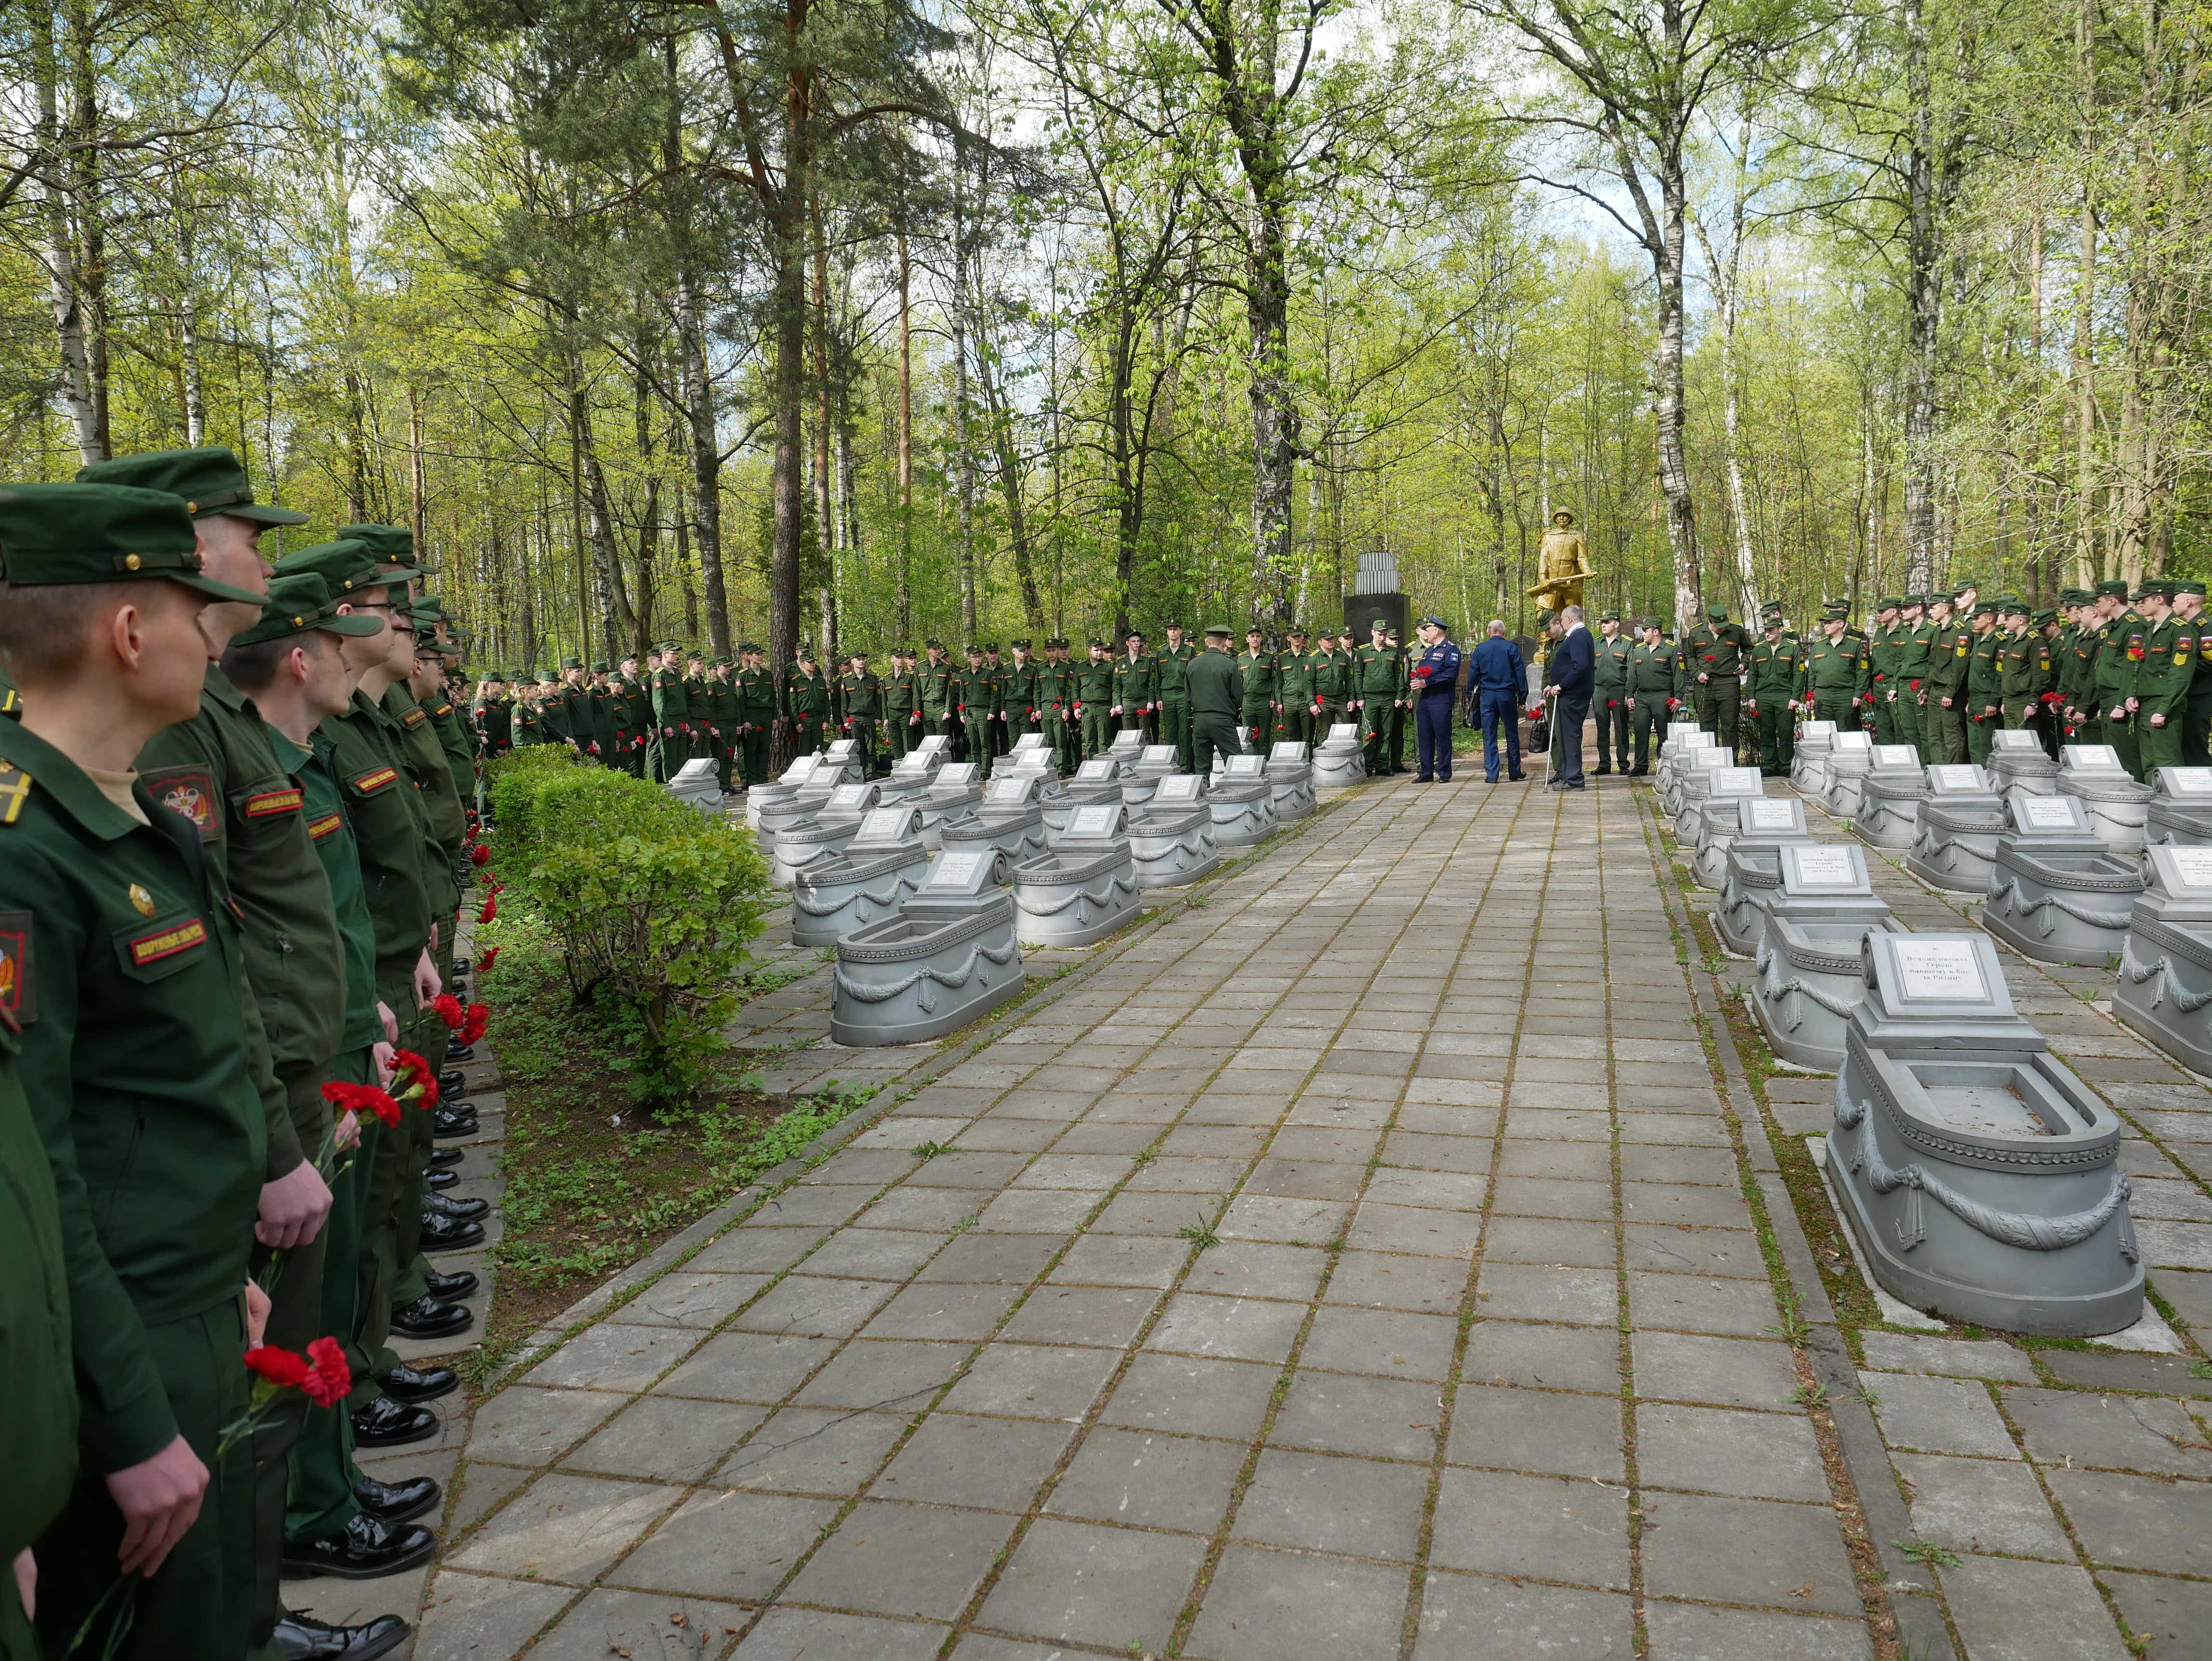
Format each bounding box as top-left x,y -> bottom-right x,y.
1579,577 -> 2212,782
473,617 -> 1432,784
0,449 -> 502,1661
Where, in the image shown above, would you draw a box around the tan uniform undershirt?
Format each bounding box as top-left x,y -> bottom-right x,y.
82,763 -> 151,826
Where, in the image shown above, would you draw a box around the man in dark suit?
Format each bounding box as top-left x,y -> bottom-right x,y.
1543,604 -> 1594,790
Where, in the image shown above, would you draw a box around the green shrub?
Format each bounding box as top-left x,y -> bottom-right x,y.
486,746 -> 586,872
521,780 -> 775,1110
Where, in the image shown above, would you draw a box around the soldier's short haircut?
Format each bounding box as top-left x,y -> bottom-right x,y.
0,577 -> 178,685
223,626 -> 336,695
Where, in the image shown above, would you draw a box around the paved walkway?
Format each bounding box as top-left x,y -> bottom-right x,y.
410,776 -> 1897,1661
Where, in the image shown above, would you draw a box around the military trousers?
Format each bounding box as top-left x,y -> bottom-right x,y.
1812,692 -> 1857,731
37,1300 -> 253,1661
2140,712 -> 2186,773
741,724 -> 771,785
1158,697 -> 1191,771
1631,699 -> 1665,773
1752,703 -> 1793,774
2001,698 -> 2041,731
1081,706 -> 1114,761
847,718 -> 878,774
1870,687 -> 1903,747
1924,699 -> 1967,765
2101,712 -> 2144,778
1890,690 -> 1924,761
1389,702 -> 1409,772
1278,706 -> 1317,749
1593,696 -> 1629,772
288,1046 -> 377,1549
1359,701 -> 1392,772
1315,699 -> 1348,744
1192,712 -> 1243,776
1966,705 -> 1998,765
1241,703 -> 1273,755
1698,681 -> 1742,757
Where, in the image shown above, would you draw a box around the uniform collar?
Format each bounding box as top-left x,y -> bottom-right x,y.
0,718 -> 148,843
205,660 -> 250,712
266,725 -> 313,775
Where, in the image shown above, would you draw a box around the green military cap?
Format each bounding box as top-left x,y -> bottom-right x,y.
2095,579 -> 2130,598
1705,603 -> 1727,619
2033,608 -> 2056,626
411,624 -> 442,650
1876,595 -> 1904,610
2175,580 -> 2207,597
1822,602 -> 1850,619
561,655 -> 583,669
797,641 -> 817,657
77,446 -> 310,527
0,481 -> 264,602
230,570 -> 386,646
537,669 -> 558,683
412,594 -> 449,620
1535,609 -> 1554,629
1203,623 -> 1232,638
1642,616 -> 1664,631
1951,579 -> 1980,596
2057,587 -> 2092,605
1011,637 -> 1031,648
1598,610 -> 1620,623
924,637 -> 944,649
337,523 -> 434,580
1972,601 -> 2000,617
592,659 -> 610,672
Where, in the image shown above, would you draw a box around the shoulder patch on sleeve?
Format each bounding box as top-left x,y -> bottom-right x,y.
243,786 -> 303,819
0,910 -> 33,1024
349,765 -> 399,796
402,706 -> 428,727
141,765 -> 221,842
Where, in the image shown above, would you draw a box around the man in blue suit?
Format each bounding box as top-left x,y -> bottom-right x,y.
1543,604 -> 1594,790
1467,619 -> 1527,783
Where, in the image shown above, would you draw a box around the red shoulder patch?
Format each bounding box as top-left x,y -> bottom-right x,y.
243,787 -> 303,819
307,811 -> 343,842
142,765 -> 221,841
0,910 -> 33,1023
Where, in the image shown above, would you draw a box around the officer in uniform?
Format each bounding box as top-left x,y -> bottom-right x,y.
1115,631 -> 1159,739
1186,625 -> 1244,773
1997,599 -> 2043,734
734,644 -> 775,785
1154,623 -> 1196,764
945,645 -> 978,760
1892,593 -> 1932,760
839,649 -> 882,768
1036,639 -> 1074,773
0,482 -> 274,1661
1273,626 -> 1317,748
1798,604 -> 1866,728
783,645 -> 831,755
1077,639 -> 1115,761
1866,597 -> 1906,745
2172,581 -> 2212,765
1351,619 -> 1402,774
918,642 -> 957,757
646,643 -> 686,779
2136,581 -> 2194,776
472,670 -> 513,759
1683,602 -> 1750,756
882,646 -> 917,764
1313,627 -> 1352,741
1234,627 -> 1275,752
1922,592 -> 1972,765
1591,611 -> 1632,774
1624,618 -> 1674,775
1003,640 -> 1040,750
1745,607 -> 1799,776
1963,601 -> 2004,764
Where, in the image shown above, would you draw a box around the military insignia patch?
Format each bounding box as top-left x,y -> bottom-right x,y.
307,811 -> 342,841
402,707 -> 427,727
129,883 -> 157,917
127,917 -> 207,967
243,787 -> 303,819
142,765 -> 221,842
0,761 -> 30,827
0,911 -> 34,1023
350,765 -> 398,795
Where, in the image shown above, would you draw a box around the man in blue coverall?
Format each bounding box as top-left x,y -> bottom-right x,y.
1409,617 -> 1463,782
1468,619 -> 1528,783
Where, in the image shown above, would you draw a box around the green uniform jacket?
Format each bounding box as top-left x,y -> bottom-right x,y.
1746,637 -> 1800,702
1626,641 -> 1676,700
1076,657 -> 1115,709
2138,617 -> 2195,720
883,667 -> 916,723
737,668 -> 777,729
2092,613 -> 2146,718
326,694 -> 433,986
1236,651 -> 1277,712
1112,653 -> 1157,712
1035,661 -> 1072,716
274,729 -> 382,1055
1998,630 -> 2040,701
1798,635 -> 1867,699
650,666 -> 690,738
1313,648 -> 1353,702
472,693 -> 513,756
783,666 -> 830,719
385,685 -> 467,895
1155,642 -> 1196,698
1924,622 -> 1974,705
0,1019 -> 75,1571
1002,660 -> 1040,723
1592,633 -> 1633,703
0,724 -> 263,1469
918,659 -> 955,719
839,670 -> 882,720
139,665 -> 344,1177
1897,623 -> 1935,692
1355,643 -> 1402,698
1186,647 -> 1242,718
1966,627 -> 2004,711
429,695 -> 476,805
1276,649 -> 1317,706
1685,621 -> 1751,681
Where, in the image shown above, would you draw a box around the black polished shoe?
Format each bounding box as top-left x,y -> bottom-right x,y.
451,958 -> 472,979
355,1471 -> 442,1525
424,1165 -> 459,1191
423,1267 -> 479,1301
379,1360 -> 460,1404
1509,772 -> 1528,781
446,1043 -> 476,1064
389,1294 -> 474,1340
438,1070 -> 466,1098
432,1103 -> 478,1140
272,1610 -> 410,1661
425,1189 -> 489,1223
427,1146 -> 464,1170
349,1395 -> 438,1449
280,1512 -> 435,1581
419,1211 -> 485,1252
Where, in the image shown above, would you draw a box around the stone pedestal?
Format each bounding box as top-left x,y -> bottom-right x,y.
940,776 -> 1050,867
1830,932 -> 2142,1337
1907,765 -> 2007,892
746,755 -> 830,831
2057,744 -> 2155,854
919,763 -> 985,851
1658,731 -> 1716,802
1132,745 -> 1185,781
1988,729 -> 2059,795
2114,845 -> 2212,1075
1658,720 -> 1705,764
1791,720 -> 1838,798
1314,722 -> 1366,789
1674,764 -> 1759,845
1819,731 -> 1875,818
1855,747 -> 1929,850
1694,795 -> 1806,892
789,804 -> 932,947
1014,803 -> 1141,947
769,782 -> 882,889
1208,755 -> 1278,848
816,738 -> 867,788
1266,742 -> 1315,821
1982,791 -> 2143,966
2146,767 -> 2212,853
1662,746 -> 1729,822
667,758 -> 724,815
1107,729 -> 1146,765
831,848 -> 1025,1046
1127,778 -> 1221,886
1754,913 -> 1894,1073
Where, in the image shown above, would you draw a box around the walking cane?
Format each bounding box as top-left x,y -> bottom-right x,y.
1540,687 -> 1557,789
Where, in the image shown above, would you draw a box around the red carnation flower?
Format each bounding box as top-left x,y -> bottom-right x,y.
245,1345 -> 311,1391
460,1004 -> 490,1045
393,1050 -> 439,1107
431,993 -> 464,1028
477,894 -> 498,925
303,1336 -> 352,1408
476,947 -> 501,972
470,844 -> 491,867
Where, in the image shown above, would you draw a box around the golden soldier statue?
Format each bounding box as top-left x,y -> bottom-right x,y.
1527,510 -> 1594,614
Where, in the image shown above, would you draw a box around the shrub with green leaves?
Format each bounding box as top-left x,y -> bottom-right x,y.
485,760 -> 775,1110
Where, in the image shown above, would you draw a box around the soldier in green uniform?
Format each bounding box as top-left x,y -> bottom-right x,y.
734,645 -> 775,785
1746,608 -> 1800,776
2172,582 -> 2212,766
1997,599 -> 2044,735
1078,639 -> 1116,761
782,646 -> 831,756
646,643 -> 687,779
1592,611 -> 1633,774
702,659 -> 736,788
1963,602 -> 2004,765
1353,618 -> 1401,774
1115,631 -> 1159,739
917,642 -> 957,757
1154,623 -> 1196,765
0,482 -> 272,1661
2135,581 -> 2194,775
601,660 -> 634,773
1313,627 -> 1352,741
1386,624 -> 1414,773
974,643 -> 1004,757
676,652 -> 708,765
1892,594 -> 1932,760
1274,625 -> 1318,748
947,645 -> 981,760
1003,640 -> 1040,750
1798,605 -> 1866,728
1866,597 -> 1907,746
1235,627 -> 1276,752
1034,639 -> 1070,773
839,650 -> 882,768
1683,602 -> 1751,757
471,670 -> 513,759
1623,618 -> 1675,776
1921,593 -> 1973,765
882,646 -> 917,764
1186,625 -> 1245,773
